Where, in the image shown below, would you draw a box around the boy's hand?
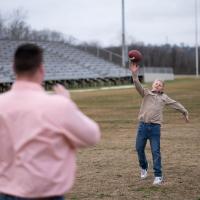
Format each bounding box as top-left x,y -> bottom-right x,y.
129,62 -> 139,74
53,84 -> 70,98
183,113 -> 189,123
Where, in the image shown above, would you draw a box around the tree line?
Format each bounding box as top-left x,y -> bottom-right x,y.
106,44 -> 199,74
0,9 -> 75,43
0,9 -> 199,75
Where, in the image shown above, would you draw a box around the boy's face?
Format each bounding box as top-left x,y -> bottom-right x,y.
152,80 -> 164,92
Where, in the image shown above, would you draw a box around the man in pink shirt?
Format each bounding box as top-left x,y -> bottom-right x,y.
0,43 -> 101,200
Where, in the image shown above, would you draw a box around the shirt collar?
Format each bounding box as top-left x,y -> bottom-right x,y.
11,80 -> 44,91
151,90 -> 164,95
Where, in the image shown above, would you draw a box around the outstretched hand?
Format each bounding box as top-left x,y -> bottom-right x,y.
129,62 -> 139,74
53,84 -> 70,98
183,114 -> 189,123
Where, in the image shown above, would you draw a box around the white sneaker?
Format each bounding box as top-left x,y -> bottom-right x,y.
153,177 -> 163,185
140,168 -> 148,179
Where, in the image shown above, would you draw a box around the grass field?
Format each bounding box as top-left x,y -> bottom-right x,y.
67,78 -> 200,200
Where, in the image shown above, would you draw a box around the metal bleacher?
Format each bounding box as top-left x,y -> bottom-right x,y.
0,39 -> 131,90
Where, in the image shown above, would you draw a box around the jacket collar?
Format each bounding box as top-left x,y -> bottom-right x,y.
151,90 -> 164,95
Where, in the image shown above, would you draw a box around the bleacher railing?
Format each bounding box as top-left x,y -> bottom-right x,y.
76,44 -> 123,67
139,67 -> 174,74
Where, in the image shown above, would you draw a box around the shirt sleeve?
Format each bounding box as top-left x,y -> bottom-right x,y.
132,73 -> 148,97
54,98 -> 101,148
164,95 -> 188,115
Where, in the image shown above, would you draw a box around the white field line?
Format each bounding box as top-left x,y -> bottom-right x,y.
70,85 -> 134,93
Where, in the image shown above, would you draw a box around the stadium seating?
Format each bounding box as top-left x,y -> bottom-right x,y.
0,40 -> 131,90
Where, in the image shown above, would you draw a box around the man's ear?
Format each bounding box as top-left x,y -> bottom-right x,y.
39,64 -> 45,75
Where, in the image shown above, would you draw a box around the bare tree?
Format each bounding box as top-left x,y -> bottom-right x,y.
0,12 -> 7,39
6,8 -> 30,40
0,8 -> 73,43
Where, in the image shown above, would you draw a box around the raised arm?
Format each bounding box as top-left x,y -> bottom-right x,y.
53,84 -> 101,148
129,62 -> 145,97
164,95 -> 189,123
62,101 -> 101,147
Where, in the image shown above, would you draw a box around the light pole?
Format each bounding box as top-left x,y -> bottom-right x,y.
122,0 -> 126,67
195,0 -> 199,77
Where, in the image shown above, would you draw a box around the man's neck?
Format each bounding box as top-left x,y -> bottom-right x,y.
16,76 -> 42,85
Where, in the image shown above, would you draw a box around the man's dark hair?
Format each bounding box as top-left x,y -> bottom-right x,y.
14,43 -> 43,75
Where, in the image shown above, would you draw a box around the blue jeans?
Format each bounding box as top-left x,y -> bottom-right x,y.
0,194 -> 65,200
135,121 -> 162,177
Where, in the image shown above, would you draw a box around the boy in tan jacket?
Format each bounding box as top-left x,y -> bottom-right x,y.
129,63 -> 189,185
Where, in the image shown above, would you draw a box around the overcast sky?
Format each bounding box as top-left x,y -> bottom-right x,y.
0,0 -> 199,47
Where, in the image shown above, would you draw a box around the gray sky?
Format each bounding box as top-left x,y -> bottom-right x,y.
0,0 -> 199,47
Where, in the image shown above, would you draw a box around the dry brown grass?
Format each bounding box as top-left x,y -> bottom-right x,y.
67,78 -> 200,200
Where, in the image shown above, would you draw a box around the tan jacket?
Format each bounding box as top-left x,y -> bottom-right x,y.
132,74 -> 188,124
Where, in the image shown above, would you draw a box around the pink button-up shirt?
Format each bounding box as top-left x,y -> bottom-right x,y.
0,81 -> 101,198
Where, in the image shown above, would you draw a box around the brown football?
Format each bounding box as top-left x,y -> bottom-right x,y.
128,50 -> 142,62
